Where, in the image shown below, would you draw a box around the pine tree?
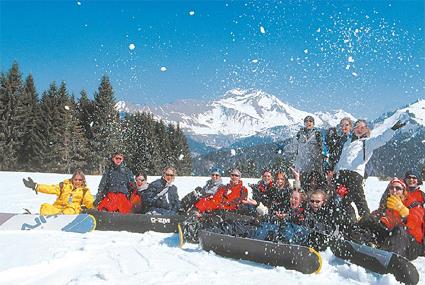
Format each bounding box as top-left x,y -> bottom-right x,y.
0,62 -> 24,170
169,123 -> 192,175
65,96 -> 90,173
91,75 -> 120,173
15,74 -> 44,170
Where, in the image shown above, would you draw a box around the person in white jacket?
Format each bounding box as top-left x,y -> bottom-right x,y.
334,113 -> 410,218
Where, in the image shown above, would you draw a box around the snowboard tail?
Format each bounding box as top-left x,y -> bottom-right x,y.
198,230 -> 322,274
86,209 -> 185,233
330,239 -> 419,285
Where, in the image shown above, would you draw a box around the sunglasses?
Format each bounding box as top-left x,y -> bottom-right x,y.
113,156 -> 123,160
136,178 -> 145,182
310,199 -> 322,204
165,173 -> 175,177
211,174 -> 220,177
389,186 -> 403,191
406,176 -> 417,180
305,120 -> 314,123
231,174 -> 240,177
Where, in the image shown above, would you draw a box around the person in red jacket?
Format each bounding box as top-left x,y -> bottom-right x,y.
404,170 -> 424,205
194,168 -> 252,213
354,178 -> 424,260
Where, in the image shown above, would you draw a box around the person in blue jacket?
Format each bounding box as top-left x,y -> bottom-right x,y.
143,166 -> 180,215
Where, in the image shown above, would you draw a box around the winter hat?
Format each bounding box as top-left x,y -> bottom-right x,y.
210,166 -> 223,176
304,115 -> 315,123
230,169 -> 241,177
404,170 -> 423,185
389,177 -> 407,190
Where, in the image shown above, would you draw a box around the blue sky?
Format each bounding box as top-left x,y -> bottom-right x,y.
1,0 -> 424,118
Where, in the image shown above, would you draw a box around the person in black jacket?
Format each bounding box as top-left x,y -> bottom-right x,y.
95,152 -> 135,213
250,169 -> 274,209
143,166 -> 180,215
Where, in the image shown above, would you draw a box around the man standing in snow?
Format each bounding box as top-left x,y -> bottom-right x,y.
293,116 -> 326,193
334,113 -> 410,218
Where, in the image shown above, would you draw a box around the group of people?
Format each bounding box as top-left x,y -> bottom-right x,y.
22,151 -> 180,216
21,112 -> 425,261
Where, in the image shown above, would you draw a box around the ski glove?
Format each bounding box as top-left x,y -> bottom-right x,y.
387,195 -> 409,218
391,120 -> 406,131
256,202 -> 269,216
336,184 -> 349,198
23,177 -> 38,194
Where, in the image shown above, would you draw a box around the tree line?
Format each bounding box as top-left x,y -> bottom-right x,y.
0,62 -> 192,175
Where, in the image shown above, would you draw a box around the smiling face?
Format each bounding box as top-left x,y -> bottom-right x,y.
405,175 -> 418,188
275,173 -> 286,188
72,174 -> 84,187
309,193 -> 325,212
388,182 -> 405,198
290,191 -> 302,209
353,121 -> 369,137
112,154 -> 124,166
211,173 -> 221,182
340,119 -> 352,134
262,171 -> 272,184
230,173 -> 241,184
135,175 -> 146,187
163,169 -> 176,184
304,119 -> 314,130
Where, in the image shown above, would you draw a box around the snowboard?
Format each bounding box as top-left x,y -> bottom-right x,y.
0,212 -> 96,233
330,238 -> 419,285
198,230 -> 322,274
85,209 -> 185,233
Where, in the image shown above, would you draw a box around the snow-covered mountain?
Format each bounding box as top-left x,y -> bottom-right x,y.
116,88 -> 355,148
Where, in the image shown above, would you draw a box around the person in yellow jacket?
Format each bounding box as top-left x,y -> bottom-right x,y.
22,169 -> 94,215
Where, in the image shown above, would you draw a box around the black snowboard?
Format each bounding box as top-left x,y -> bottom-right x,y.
85,209 -> 185,233
330,238 -> 419,285
198,230 -> 322,274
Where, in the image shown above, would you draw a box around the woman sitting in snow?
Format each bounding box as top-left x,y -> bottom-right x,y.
350,178 -> 424,260
179,167 -> 224,214
22,169 -> 94,215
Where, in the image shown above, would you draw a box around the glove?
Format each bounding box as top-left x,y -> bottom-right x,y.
391,120 -> 406,131
391,112 -> 411,130
256,202 -> 269,216
23,177 -> 37,194
387,195 -> 409,218
336,184 -> 349,198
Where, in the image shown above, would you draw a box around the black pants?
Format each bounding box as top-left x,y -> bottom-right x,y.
336,170 -> 370,217
381,226 -> 422,261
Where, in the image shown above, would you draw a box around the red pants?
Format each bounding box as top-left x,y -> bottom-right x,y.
97,192 -> 132,214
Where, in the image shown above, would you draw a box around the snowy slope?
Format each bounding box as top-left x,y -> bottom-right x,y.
1,172 -> 424,285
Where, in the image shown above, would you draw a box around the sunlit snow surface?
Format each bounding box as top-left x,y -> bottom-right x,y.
0,172 -> 424,285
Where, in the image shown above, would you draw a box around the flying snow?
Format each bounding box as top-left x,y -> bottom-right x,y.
189,11 -> 195,16
129,43 -> 136,50
251,59 -> 259,63
304,49 -> 309,54
178,154 -> 184,160
230,149 -> 236,156
64,105 -> 70,111
77,1 -> 81,5
352,72 -> 359,77
160,67 -> 167,72
259,26 -> 266,34
348,56 -> 355,63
